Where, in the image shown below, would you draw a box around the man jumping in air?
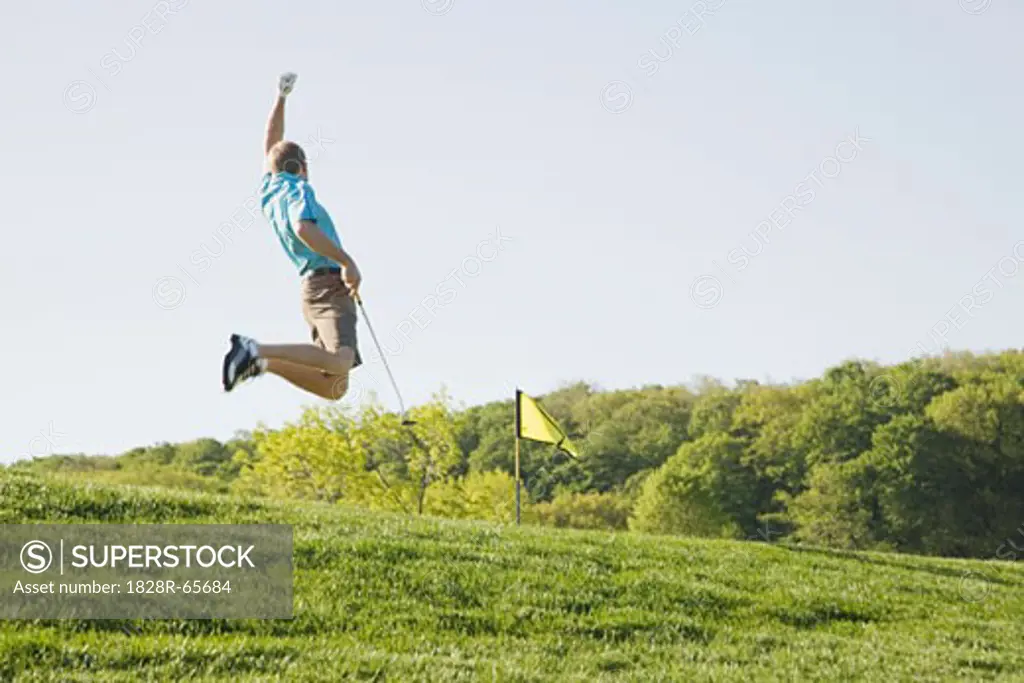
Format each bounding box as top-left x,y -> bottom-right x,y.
222,72 -> 363,400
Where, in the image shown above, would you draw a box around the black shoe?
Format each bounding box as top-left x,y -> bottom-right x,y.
222,334 -> 263,392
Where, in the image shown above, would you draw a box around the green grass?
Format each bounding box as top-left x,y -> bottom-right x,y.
1,471 -> 1023,682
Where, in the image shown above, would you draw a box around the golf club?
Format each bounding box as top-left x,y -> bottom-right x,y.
354,294 -> 416,426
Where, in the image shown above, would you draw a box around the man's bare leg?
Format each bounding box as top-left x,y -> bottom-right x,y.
258,343 -> 353,377
266,357 -> 350,400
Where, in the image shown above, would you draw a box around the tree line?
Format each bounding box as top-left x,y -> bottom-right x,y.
10,350 -> 1024,560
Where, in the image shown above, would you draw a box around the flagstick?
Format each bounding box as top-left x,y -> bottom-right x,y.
515,437 -> 521,526
515,389 -> 522,526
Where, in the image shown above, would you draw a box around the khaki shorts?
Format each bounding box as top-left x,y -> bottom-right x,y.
300,272 -> 362,370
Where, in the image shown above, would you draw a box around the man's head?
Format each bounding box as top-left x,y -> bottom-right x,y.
267,140 -> 308,178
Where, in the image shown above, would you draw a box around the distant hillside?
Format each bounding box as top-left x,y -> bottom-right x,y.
9,350 -> 1024,561
5,436 -> 256,494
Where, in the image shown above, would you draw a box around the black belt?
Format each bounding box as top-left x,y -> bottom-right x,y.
307,267 -> 341,277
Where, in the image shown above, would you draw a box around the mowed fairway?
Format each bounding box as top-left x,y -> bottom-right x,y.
2,472 -> 1024,682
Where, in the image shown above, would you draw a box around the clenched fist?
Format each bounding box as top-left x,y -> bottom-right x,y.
278,72 -> 298,97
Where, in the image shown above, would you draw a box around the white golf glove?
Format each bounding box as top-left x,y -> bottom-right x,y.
278,72 -> 298,97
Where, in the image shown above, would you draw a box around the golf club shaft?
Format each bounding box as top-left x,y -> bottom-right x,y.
354,295 -> 409,418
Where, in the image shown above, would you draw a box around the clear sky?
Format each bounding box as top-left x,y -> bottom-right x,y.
2,0 -> 1021,462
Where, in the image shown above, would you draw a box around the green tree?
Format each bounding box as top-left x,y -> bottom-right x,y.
401,393 -> 467,515
426,470 -> 517,523
241,406 -> 379,504
579,387 -> 693,492
687,381 -> 741,440
630,434 -> 757,538
173,438 -> 231,478
528,490 -> 632,530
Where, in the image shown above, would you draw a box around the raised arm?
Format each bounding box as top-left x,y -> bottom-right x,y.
264,73 -> 297,157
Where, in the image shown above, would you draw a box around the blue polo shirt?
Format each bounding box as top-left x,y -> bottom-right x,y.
259,172 -> 342,276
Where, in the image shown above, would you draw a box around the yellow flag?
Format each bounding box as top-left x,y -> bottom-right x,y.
516,390 -> 579,458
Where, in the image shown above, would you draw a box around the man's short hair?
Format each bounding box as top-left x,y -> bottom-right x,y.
268,141 -> 307,175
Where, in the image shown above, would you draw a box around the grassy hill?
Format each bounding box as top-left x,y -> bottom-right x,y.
2,472 -> 1024,682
